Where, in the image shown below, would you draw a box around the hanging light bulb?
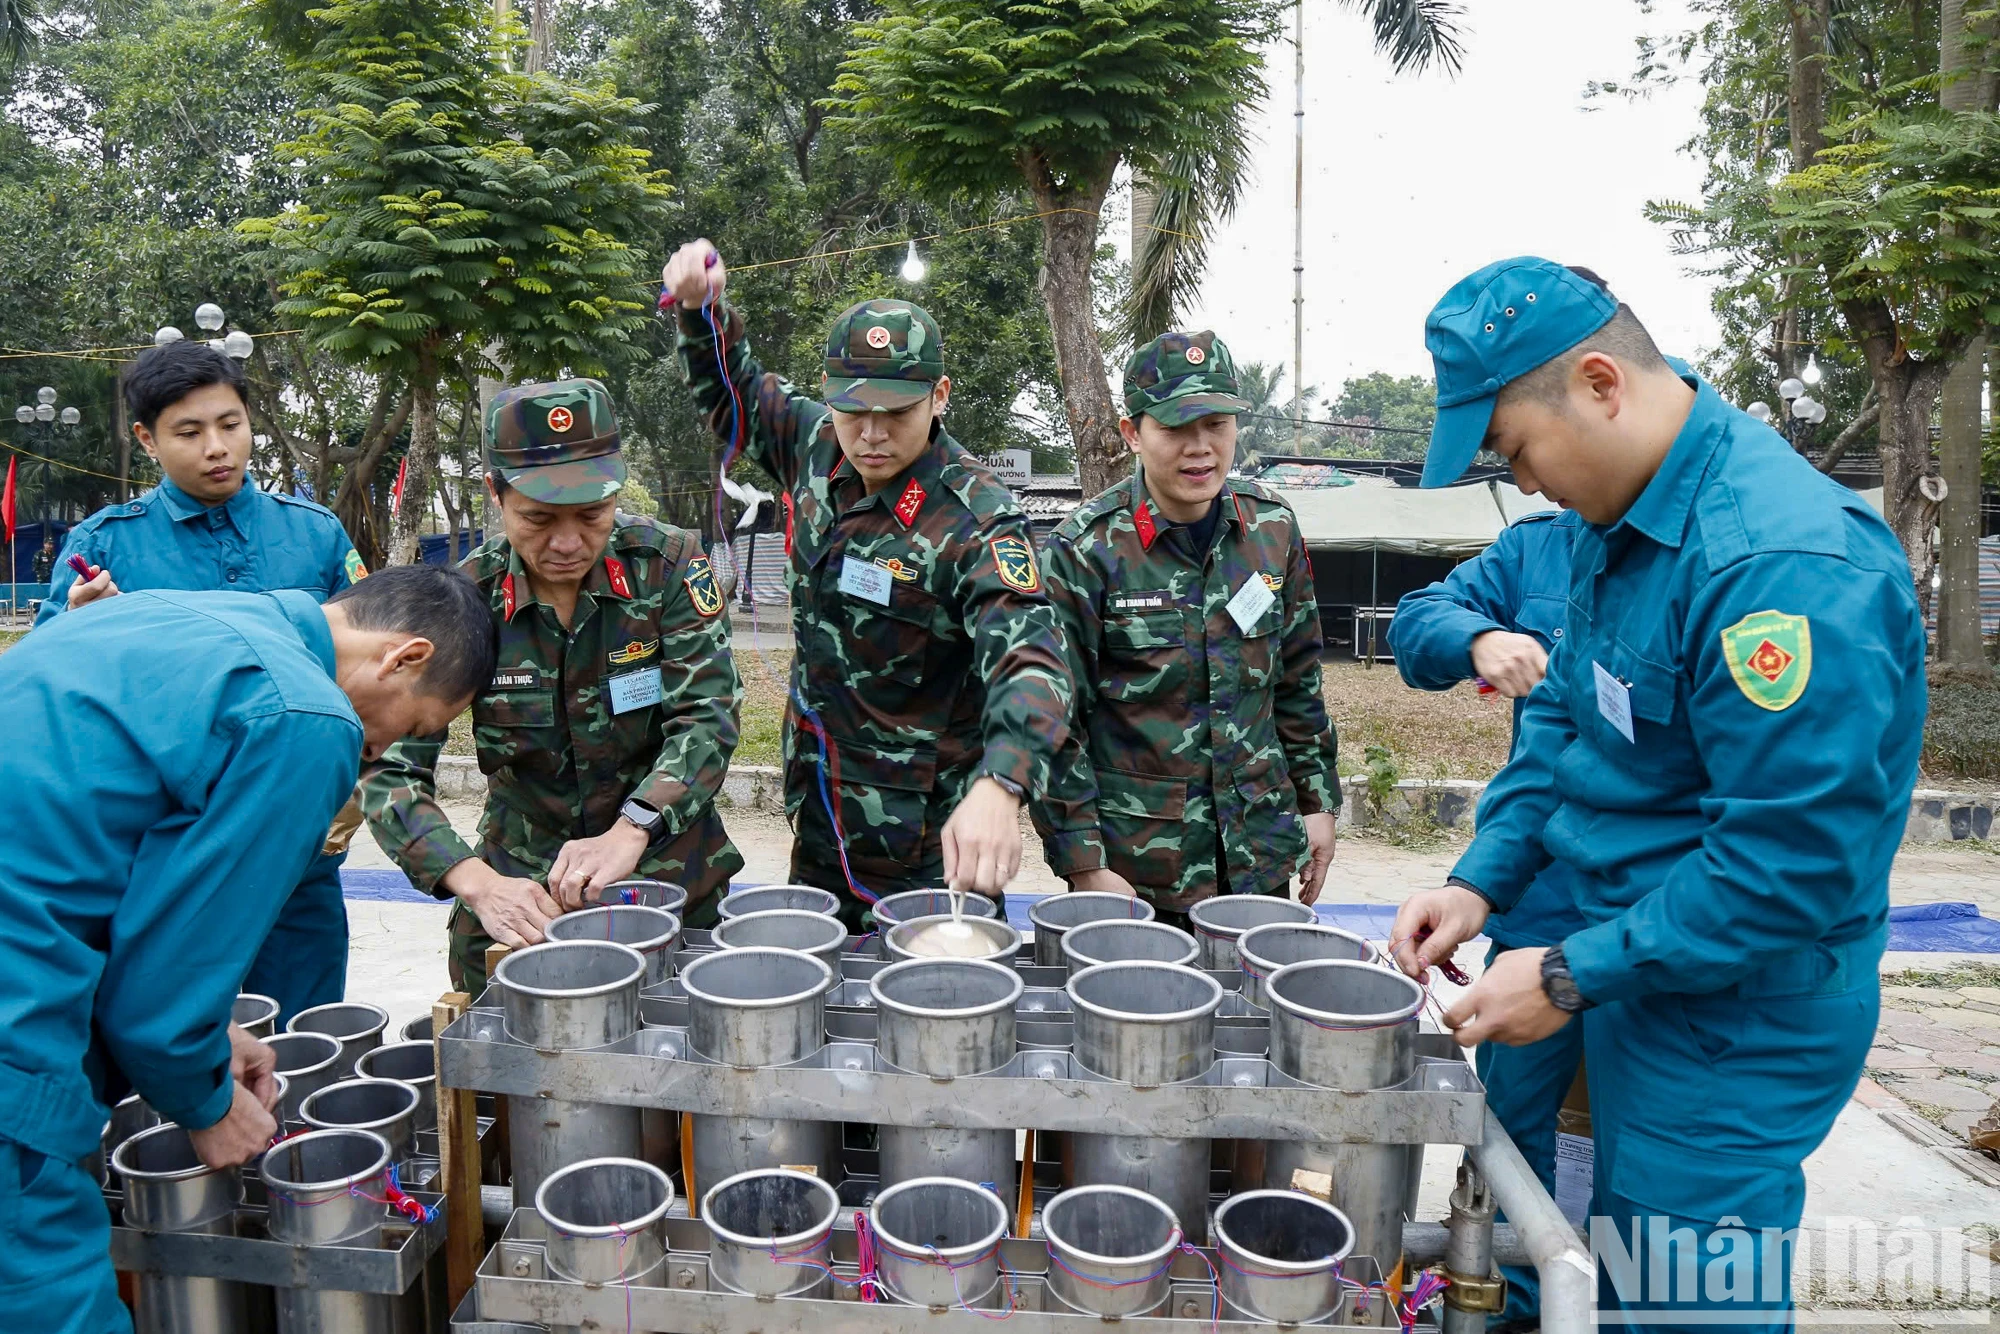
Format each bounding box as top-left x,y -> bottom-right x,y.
900,240 -> 927,283
1745,401 -> 1773,423
1801,353 -> 1823,388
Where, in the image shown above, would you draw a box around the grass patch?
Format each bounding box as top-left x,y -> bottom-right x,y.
0,630 -> 22,656
1923,667 -> 2000,783
1881,962 -> 2000,990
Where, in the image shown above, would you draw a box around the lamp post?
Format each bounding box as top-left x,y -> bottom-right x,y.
9,387 -> 83,610
156,303 -> 256,361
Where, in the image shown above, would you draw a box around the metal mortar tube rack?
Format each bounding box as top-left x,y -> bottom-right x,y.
1063,961 -> 1222,1245
534,1157 -> 675,1334
868,957 -> 1023,1211
680,946 -> 842,1192
1026,890 -> 1154,967
287,1002 -> 389,1079
1258,959 -> 1427,1268
494,940 -> 650,1206
232,992 -> 280,1040
1185,896 -> 1317,973
114,1123 -> 253,1334
261,1128 -> 397,1334
1462,1104 -> 1595,1334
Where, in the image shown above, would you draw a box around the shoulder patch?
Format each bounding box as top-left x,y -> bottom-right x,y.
683,554 -> 724,618
988,533 -> 1041,594
343,548 -> 368,583
1719,609 -> 1811,711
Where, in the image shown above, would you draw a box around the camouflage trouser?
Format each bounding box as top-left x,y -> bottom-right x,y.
789,846 -> 943,934
446,815 -> 740,997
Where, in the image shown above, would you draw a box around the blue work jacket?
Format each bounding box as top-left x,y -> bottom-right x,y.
36,479 -> 361,626
1390,509 -> 1588,947
1454,374 -> 1926,1003
0,591 -> 361,1162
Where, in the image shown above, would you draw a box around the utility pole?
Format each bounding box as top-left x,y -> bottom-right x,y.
1291,0 -> 1305,453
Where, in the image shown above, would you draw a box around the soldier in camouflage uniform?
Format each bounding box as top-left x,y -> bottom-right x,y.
360,379 -> 743,993
1031,332 -> 1340,925
662,239 -> 1072,927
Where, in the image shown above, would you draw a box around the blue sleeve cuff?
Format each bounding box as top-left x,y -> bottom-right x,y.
1450,837 -> 1539,916
171,1068 -> 238,1133
1559,920 -> 1640,1006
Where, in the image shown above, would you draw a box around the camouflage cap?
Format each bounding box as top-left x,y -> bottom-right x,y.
484,378 -> 626,504
822,298 -> 945,413
1122,331 -> 1251,426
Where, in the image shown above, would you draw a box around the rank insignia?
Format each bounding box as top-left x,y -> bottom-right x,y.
1133,501 -> 1158,550
989,534 -> 1041,594
684,555 -> 724,618
874,556 -> 921,583
501,572 -> 517,620
604,556 -> 633,599
608,638 -> 660,666
893,478 -> 925,528
1720,609 -> 1811,711
343,548 -> 369,583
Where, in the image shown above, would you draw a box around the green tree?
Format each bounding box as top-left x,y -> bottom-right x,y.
832,0 -> 1283,496
242,0 -> 670,562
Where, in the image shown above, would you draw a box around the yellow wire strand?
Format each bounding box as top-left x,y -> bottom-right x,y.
0,438 -> 157,485
0,329 -> 307,364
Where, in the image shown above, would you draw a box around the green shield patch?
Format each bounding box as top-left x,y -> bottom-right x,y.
1720,609 -> 1811,711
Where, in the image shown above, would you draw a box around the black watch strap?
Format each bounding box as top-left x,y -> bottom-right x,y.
1540,943 -> 1594,1013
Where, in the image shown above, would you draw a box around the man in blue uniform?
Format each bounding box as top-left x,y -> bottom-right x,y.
1391,258 -> 1925,1330
0,565 -> 494,1331
39,340 -> 370,1022
1389,506 -> 1584,1331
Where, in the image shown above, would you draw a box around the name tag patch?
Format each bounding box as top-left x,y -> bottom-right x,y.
1225,572 -> 1277,634
839,555 -> 893,606
1110,590 -> 1173,612
491,667 -> 542,691
1593,661 -> 1636,744
608,667 -> 663,716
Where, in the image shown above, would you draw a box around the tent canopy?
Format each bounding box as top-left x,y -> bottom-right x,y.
1277,479 -> 1558,559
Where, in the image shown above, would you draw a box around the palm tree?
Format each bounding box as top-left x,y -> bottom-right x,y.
1124,0 -> 1464,343
1,0 -> 38,69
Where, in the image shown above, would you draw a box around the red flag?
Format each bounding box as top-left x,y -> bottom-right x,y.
389,456 -> 408,518
1,456 -> 15,544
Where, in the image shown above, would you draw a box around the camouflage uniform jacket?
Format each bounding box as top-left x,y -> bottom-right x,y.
359,514 -> 744,907
675,304 -> 1072,894
1031,471 -> 1339,910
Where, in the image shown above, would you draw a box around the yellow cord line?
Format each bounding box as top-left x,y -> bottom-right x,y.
0,329 -> 307,363
0,438 -> 157,485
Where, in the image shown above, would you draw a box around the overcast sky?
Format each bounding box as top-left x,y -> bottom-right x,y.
1118,0 -> 1719,401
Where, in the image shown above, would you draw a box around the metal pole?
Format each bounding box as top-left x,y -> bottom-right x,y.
1291,0 -> 1305,453
1366,544 -> 1378,666
1464,1105 -> 1595,1334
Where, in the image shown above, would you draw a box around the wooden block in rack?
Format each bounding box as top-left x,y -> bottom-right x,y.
433,992 -> 484,1310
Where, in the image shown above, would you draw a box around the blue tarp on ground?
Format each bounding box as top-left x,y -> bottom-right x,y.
339,871 -> 2000,954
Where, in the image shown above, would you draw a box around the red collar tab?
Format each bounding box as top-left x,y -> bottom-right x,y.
603,556 -> 634,600
893,477 -> 926,529
1133,501 -> 1158,551
1233,492 -> 1248,531
500,572 -> 518,620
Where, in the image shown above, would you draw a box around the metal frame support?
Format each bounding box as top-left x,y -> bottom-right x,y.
1464,1105 -> 1595,1334
1440,1160 -> 1503,1334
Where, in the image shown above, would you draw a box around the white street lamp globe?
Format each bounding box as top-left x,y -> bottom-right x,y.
1801,354 -> 1823,387
35,404 -> 54,422
194,303 -> 226,332
59,407 -> 80,425
900,240 -> 926,283
1778,377 -> 1805,401
13,406 -> 32,424
36,386 -> 57,405
154,325 -> 184,346
1805,400 -> 1827,424
222,329 -> 256,359
1745,401 -> 1773,423
1790,395 -> 1818,420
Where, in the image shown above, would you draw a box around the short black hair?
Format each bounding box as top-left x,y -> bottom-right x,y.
1498,266 -> 1670,411
325,564 -> 496,701
122,340 -> 250,431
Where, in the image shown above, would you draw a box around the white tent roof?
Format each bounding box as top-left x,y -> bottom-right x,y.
1278,480 -> 1558,558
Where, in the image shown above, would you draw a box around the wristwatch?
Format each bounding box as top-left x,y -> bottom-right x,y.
619,798 -> 664,836
1540,944 -> 1594,1013
981,772 -> 1027,801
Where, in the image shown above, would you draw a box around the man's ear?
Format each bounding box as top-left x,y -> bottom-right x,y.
1119,416 -> 1142,453
132,421 -> 159,461
1573,351 -> 1624,415
383,636 -> 437,680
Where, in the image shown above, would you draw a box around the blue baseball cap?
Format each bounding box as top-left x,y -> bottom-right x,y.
1419,257 -> 1619,488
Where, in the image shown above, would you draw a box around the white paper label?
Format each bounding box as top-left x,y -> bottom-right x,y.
1593,660 -> 1635,743
839,555 -> 893,606
1225,573 -> 1277,634
607,667 -> 663,716
1554,1131 -> 1594,1228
